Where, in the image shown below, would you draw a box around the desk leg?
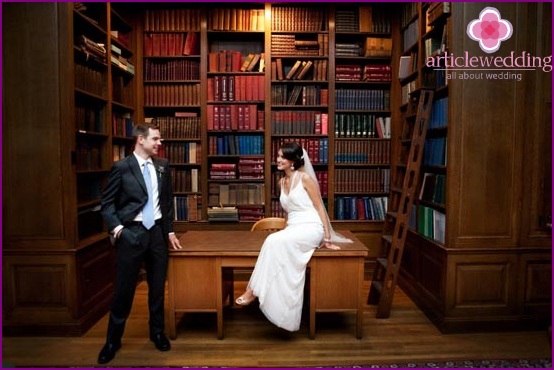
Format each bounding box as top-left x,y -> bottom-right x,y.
168,260 -> 177,340
309,260 -> 316,339
216,259 -> 224,339
356,257 -> 364,339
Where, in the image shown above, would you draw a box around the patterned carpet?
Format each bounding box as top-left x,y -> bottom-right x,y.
319,358 -> 553,368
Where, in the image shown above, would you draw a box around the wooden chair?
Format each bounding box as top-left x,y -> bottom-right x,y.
250,217 -> 286,232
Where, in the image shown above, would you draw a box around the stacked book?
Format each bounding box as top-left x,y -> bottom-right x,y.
336,43 -> 361,57
210,163 -> 236,180
363,64 -> 391,82
335,9 -> 359,32
238,158 -> 264,180
336,65 -> 362,81
208,206 -> 239,222
78,35 -> 107,63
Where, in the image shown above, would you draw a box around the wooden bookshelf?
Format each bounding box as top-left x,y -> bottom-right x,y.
2,2 -> 140,335
392,2 -> 552,333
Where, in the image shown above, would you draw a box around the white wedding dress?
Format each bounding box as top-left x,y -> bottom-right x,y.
247,171 -> 324,331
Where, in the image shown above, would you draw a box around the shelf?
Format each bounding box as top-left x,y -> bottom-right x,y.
74,88 -> 108,102
144,80 -> 201,84
112,101 -> 134,111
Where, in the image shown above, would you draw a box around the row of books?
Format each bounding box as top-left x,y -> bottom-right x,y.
403,19 -> 419,52
157,142 -> 201,164
76,141 -> 103,171
426,2 -> 451,27
112,112 -> 133,138
75,63 -> 106,97
412,205 -> 445,244
271,85 -> 328,106
336,64 -> 391,82
110,44 -> 134,76
144,9 -> 201,32
154,115 -> 201,139
209,163 -> 236,180
428,97 -> 448,129
208,51 -> 263,73
334,140 -> 391,165
76,104 -> 104,133
422,69 -> 448,89
271,137 -> 329,166
144,31 -> 199,57
271,6 -> 328,32
208,183 -> 265,205
112,75 -> 133,106
110,30 -> 130,49
237,206 -> 265,222
401,80 -> 417,105
208,75 -> 265,102
208,135 -> 264,156
208,8 -> 265,31
335,89 -> 390,111
238,158 -> 265,180
270,111 -> 328,135
171,168 -> 199,193
334,168 -> 390,193
143,84 -> 200,107
270,170 -> 328,197
423,138 -> 447,166
144,59 -> 200,81
207,206 -> 239,222
271,34 -> 329,56
335,6 -> 372,32
207,105 -> 264,131
335,196 -> 388,221
335,114 -> 391,139
112,144 -> 129,162
272,59 -> 328,81
174,195 -> 201,222
419,173 -> 446,205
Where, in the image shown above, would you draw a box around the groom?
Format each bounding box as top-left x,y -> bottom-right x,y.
98,123 -> 182,364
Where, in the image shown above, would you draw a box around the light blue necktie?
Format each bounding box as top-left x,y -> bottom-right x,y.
142,162 -> 155,229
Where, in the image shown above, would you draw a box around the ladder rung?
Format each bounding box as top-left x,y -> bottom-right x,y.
381,234 -> 392,244
386,211 -> 397,219
376,257 -> 388,269
371,280 -> 383,295
390,187 -> 402,193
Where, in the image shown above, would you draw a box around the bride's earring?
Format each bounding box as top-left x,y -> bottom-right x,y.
291,165 -> 295,170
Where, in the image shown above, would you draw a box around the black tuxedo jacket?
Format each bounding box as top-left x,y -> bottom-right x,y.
101,154 -> 174,240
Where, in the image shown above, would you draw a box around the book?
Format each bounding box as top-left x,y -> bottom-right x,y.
240,53 -> 255,72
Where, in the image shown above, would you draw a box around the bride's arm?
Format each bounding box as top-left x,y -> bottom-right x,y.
301,174 -> 340,250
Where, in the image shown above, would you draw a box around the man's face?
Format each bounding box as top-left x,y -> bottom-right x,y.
140,128 -> 162,157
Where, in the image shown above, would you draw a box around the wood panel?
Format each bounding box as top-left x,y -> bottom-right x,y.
448,2 -> 522,248
519,2 -> 552,246
3,3 -> 70,244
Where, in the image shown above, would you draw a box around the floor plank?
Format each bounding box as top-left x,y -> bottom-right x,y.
2,281 -> 551,367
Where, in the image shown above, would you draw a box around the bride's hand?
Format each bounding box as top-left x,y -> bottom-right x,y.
321,241 -> 340,250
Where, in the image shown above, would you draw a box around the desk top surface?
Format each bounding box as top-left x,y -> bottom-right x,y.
173,230 -> 368,257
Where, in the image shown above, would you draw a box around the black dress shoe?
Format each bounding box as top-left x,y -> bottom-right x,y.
150,333 -> 171,351
97,342 -> 121,364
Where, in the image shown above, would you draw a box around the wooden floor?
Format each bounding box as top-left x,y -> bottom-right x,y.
3,281 -> 551,368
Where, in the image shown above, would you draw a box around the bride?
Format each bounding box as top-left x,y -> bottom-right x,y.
235,141 -> 352,332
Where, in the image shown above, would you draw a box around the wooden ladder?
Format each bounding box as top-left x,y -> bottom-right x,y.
367,88 -> 435,318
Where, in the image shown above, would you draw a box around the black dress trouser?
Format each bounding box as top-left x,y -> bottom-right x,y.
106,222 -> 168,343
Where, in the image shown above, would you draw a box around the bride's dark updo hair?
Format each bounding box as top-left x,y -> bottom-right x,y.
281,142 -> 305,170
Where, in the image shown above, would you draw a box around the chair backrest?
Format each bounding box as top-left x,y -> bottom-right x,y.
250,217 -> 286,232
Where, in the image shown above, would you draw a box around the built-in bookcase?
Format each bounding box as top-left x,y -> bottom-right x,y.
142,6 -> 203,222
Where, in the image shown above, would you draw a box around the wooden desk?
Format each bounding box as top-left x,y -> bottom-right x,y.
168,230 -> 368,339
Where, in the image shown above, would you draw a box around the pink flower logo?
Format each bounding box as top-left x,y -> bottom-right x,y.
467,7 -> 513,53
